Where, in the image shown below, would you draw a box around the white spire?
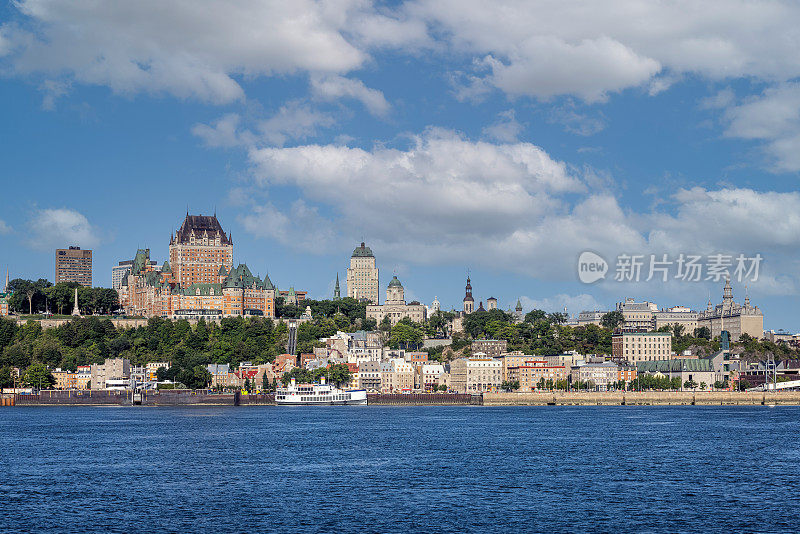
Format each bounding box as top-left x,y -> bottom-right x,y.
71,287 -> 81,316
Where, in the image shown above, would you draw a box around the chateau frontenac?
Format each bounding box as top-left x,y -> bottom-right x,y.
117,213 -> 275,319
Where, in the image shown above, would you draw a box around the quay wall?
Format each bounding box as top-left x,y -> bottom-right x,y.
368,393 -> 481,405
483,391 -> 800,406
13,389 -> 236,406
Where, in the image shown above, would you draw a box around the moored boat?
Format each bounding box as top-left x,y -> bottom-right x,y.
276,377 -> 367,405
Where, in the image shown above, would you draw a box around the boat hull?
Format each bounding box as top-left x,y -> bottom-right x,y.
275,389 -> 368,406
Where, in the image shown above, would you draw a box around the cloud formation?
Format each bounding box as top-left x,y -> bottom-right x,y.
27,208 -> 100,250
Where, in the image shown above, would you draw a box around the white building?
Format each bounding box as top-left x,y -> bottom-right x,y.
366,276 -> 427,327
380,358 -> 415,393
449,357 -> 503,393
421,363 -> 445,391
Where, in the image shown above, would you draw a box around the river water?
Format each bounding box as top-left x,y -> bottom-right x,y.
1,405 -> 798,533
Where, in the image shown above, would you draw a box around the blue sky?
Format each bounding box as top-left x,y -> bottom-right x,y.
2,1 -> 800,329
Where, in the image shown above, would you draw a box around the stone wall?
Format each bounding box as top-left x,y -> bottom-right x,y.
483,391 -> 800,406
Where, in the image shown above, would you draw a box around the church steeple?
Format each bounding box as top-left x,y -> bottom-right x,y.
334,273 -> 341,300
463,275 -> 474,314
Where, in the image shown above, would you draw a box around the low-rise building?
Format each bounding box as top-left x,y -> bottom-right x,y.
571,361 -> 619,390
359,360 -> 382,392
506,360 -> 567,391
76,366 -> 91,389
420,363 -> 445,391
612,332 -> 672,364
636,359 -> 715,389
616,298 -> 658,330
449,357 -> 502,393
52,369 -> 76,390
381,358 -> 415,393
90,358 -> 131,390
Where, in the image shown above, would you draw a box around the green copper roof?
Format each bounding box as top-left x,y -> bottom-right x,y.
131,249 -> 151,276
388,276 -> 403,288
636,359 -> 713,373
161,260 -> 171,273
218,265 -> 228,276
351,242 -> 374,258
181,283 -> 223,296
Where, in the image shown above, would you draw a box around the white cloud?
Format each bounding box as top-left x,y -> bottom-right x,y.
482,109 -> 523,142
236,127 -> 800,297
239,200 -> 339,254
310,74 -> 390,117
520,294 -> 605,314
3,0 -> 416,103
0,220 -> 12,235
723,83 -> 800,171
411,0 -> 800,101
8,0 -> 800,108
192,113 -> 249,148
258,101 -> 336,146
27,208 -> 100,250
193,103 -> 335,149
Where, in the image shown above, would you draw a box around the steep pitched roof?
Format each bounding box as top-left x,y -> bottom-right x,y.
174,214 -> 231,245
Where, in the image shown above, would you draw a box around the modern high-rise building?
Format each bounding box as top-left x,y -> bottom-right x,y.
346,242 -> 379,304
112,259 -> 159,291
55,246 -> 92,287
169,213 -> 233,287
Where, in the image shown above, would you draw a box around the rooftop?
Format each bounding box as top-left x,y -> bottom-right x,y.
351,242 -> 374,258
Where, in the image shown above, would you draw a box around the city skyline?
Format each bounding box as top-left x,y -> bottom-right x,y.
3,2 -> 800,328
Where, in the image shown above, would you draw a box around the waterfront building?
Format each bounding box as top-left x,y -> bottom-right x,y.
421,363 -> 445,391
697,279 -> 763,341
618,364 -> 637,385
359,360 -> 382,391
571,361 -> 619,390
471,339 -> 508,359
380,358 -> 414,393
507,360 -> 568,390
366,276 -> 427,327
612,332 -> 672,364
449,357 -> 502,393
76,366 -> 91,389
652,306 -> 699,333
55,246 -> 92,287
500,352 -> 530,381
52,369 -> 76,390
146,362 -> 170,381
117,214 -> 275,319
346,242 -> 379,304
636,359 -> 715,389
90,358 -> 130,390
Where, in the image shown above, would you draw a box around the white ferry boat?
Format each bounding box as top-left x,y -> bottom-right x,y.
276,377 -> 367,406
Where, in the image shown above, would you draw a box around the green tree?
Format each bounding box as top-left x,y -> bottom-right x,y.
243,378 -> 251,392
684,379 -> 698,389
23,363 -> 55,389
327,363 -> 352,387
600,310 -> 624,330
437,384 -> 448,392
0,366 -> 13,389
500,380 -> 520,391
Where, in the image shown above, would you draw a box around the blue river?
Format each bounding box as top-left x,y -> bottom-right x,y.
1,406 -> 798,533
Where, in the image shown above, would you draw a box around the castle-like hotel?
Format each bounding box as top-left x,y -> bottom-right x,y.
118,214 -> 275,319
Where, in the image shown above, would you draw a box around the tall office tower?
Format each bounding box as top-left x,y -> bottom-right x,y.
169,213 -> 233,287
55,246 -> 93,287
346,242 -> 379,304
